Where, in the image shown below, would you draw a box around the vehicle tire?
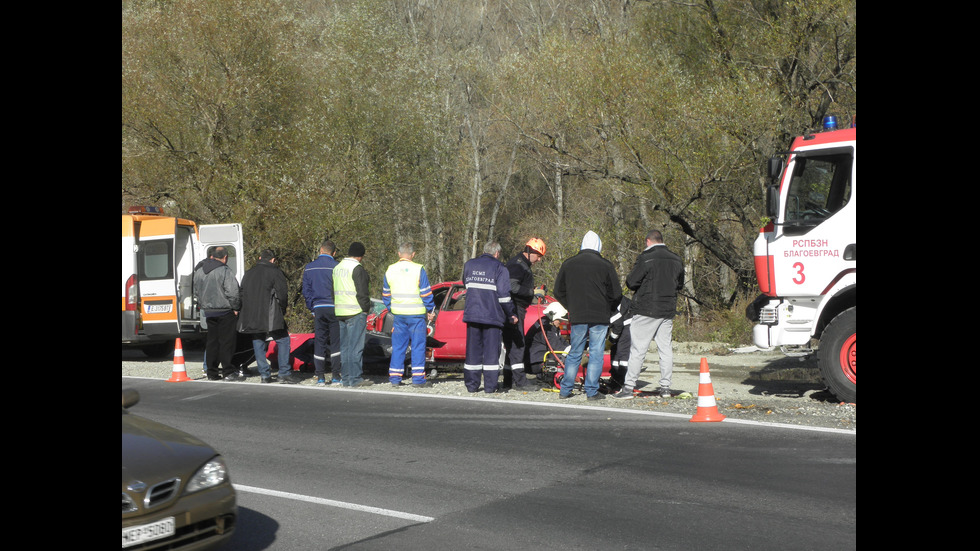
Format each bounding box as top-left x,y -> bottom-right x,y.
818,307 -> 856,403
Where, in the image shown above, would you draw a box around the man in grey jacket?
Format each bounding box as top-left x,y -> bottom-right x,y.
194,246 -> 242,381
612,230 -> 684,399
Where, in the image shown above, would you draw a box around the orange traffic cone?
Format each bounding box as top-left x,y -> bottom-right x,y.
690,357 -> 726,422
166,338 -> 192,383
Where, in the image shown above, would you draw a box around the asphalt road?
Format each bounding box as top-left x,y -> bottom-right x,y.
122,377 -> 856,550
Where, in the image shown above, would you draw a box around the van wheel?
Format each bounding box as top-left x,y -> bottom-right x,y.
141,341 -> 174,358
818,307 -> 856,403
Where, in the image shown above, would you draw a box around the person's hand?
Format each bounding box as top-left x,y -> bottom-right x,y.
510,315 -> 519,325
427,311 -> 436,321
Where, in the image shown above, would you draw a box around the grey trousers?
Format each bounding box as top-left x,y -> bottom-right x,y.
623,315 -> 674,389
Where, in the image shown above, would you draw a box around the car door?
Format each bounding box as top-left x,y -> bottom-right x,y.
430,282 -> 467,360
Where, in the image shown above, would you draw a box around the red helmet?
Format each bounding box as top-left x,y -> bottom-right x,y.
525,238 -> 546,256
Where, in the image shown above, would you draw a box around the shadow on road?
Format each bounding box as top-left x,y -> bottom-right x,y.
740,353 -> 837,401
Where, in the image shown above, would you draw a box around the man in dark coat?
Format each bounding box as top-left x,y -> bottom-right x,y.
237,249 -> 299,384
553,231 -> 621,400
611,230 -> 685,399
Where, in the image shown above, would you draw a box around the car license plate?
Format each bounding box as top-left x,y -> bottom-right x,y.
122,517 -> 175,548
146,304 -> 172,313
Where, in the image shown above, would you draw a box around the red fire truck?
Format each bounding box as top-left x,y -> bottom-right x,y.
749,116 -> 856,403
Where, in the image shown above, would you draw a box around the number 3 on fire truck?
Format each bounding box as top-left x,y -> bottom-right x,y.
792,262 -> 805,284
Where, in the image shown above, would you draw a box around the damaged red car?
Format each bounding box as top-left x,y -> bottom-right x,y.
365,280 -> 611,386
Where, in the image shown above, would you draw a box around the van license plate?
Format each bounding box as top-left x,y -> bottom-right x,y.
122,517 -> 175,548
146,304 -> 172,313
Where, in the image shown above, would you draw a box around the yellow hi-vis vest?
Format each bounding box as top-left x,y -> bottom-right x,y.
386,260 -> 426,315
333,257 -> 362,316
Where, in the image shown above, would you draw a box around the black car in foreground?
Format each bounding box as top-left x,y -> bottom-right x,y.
122,389 -> 237,550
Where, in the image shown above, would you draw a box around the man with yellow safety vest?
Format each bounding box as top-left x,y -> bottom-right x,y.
333,242 -> 374,387
382,243 -> 436,386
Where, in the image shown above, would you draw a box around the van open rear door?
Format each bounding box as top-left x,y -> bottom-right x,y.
135,217 -> 188,336
197,224 -> 245,282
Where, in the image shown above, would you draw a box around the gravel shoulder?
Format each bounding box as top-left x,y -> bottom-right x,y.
122,341 -> 855,432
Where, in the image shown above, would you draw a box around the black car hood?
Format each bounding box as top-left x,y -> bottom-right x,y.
122,411 -> 218,486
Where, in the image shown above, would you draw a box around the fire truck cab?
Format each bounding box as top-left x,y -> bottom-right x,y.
122,206 -> 244,357
749,117 -> 856,403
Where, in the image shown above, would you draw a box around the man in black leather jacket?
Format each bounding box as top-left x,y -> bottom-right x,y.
612,230 -> 685,399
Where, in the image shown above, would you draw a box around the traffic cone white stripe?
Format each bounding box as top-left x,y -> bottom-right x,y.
697,395 -> 718,407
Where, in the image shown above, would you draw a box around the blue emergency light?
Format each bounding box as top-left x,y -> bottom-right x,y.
821,115 -> 839,131
128,205 -> 165,215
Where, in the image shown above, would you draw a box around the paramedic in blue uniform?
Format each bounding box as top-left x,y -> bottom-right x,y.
382,242 -> 437,386
462,241 -> 518,393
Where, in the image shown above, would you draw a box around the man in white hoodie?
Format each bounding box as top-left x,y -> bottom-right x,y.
553,231 -> 622,400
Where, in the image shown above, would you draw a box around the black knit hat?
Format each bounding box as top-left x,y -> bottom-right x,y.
348,242 -> 366,257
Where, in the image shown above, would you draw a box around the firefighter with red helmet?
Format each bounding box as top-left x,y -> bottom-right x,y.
503,237 -> 547,391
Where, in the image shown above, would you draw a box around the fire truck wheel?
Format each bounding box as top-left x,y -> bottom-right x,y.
818,307 -> 856,403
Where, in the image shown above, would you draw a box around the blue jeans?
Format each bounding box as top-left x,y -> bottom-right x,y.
560,323 -> 608,397
339,312 -> 367,386
252,333 -> 291,380
389,315 -> 428,384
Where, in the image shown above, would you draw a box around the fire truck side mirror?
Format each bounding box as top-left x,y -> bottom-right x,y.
765,184 -> 780,218
767,157 -> 783,180
765,156 -> 784,218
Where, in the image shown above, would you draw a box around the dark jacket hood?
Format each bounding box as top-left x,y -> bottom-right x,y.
201,257 -> 226,275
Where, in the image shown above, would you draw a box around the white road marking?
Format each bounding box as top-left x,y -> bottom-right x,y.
233,484 -> 435,523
